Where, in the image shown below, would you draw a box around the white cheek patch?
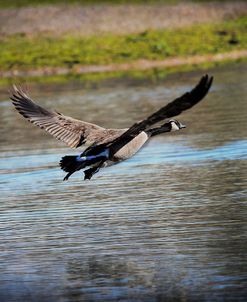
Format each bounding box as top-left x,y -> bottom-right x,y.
171,122 -> 180,131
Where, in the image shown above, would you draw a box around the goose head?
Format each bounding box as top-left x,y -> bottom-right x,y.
169,119 -> 186,131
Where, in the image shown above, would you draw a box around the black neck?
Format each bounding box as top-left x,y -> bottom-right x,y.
146,122 -> 172,137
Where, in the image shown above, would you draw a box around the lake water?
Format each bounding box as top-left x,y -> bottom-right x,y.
0,63 -> 247,301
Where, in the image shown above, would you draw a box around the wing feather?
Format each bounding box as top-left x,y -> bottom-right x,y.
10,85 -> 105,148
83,75 -> 213,160
109,74 -> 213,156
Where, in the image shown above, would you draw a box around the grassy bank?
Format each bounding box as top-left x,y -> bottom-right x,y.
1,17 -> 246,71
0,16 -> 246,87
0,0 -> 235,9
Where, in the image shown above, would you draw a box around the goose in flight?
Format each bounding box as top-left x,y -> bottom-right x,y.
11,74 -> 213,181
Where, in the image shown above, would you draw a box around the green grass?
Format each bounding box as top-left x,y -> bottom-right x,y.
0,0 -> 234,9
0,16 -> 246,72
0,0 -> 173,8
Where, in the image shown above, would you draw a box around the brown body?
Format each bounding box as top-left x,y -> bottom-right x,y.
110,131 -> 148,163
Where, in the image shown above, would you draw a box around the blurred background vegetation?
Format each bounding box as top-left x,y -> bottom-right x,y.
0,0 -> 242,8
0,0 -> 246,86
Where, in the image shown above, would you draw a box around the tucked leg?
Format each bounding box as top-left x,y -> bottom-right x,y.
84,161 -> 104,180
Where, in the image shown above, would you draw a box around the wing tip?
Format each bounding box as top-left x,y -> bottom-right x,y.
197,74 -> 214,96
204,74 -> 214,93
10,84 -> 30,103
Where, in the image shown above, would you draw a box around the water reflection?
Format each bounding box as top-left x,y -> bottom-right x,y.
0,62 -> 246,301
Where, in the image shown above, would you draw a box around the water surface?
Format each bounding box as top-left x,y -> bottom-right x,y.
0,63 -> 247,301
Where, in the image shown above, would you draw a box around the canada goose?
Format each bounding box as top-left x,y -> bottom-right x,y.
11,74 -> 213,180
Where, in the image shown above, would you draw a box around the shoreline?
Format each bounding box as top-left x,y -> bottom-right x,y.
0,2 -> 246,87
1,50 -> 247,79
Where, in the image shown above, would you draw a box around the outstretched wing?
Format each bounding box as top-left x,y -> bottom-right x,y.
108,74 -> 213,156
84,74 -> 213,159
10,86 -> 105,148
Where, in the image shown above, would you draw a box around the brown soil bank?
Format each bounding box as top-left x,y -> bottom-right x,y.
1,1 -> 247,37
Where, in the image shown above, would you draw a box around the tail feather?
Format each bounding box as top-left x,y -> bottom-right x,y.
60,152 -> 108,181
60,155 -> 79,172
60,155 -> 81,180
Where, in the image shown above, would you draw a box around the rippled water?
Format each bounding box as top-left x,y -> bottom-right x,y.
0,63 -> 247,301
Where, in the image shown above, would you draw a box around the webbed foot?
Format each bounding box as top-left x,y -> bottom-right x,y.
84,168 -> 96,180
83,161 -> 104,180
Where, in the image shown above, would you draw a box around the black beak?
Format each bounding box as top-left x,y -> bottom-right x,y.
179,123 -> 186,129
